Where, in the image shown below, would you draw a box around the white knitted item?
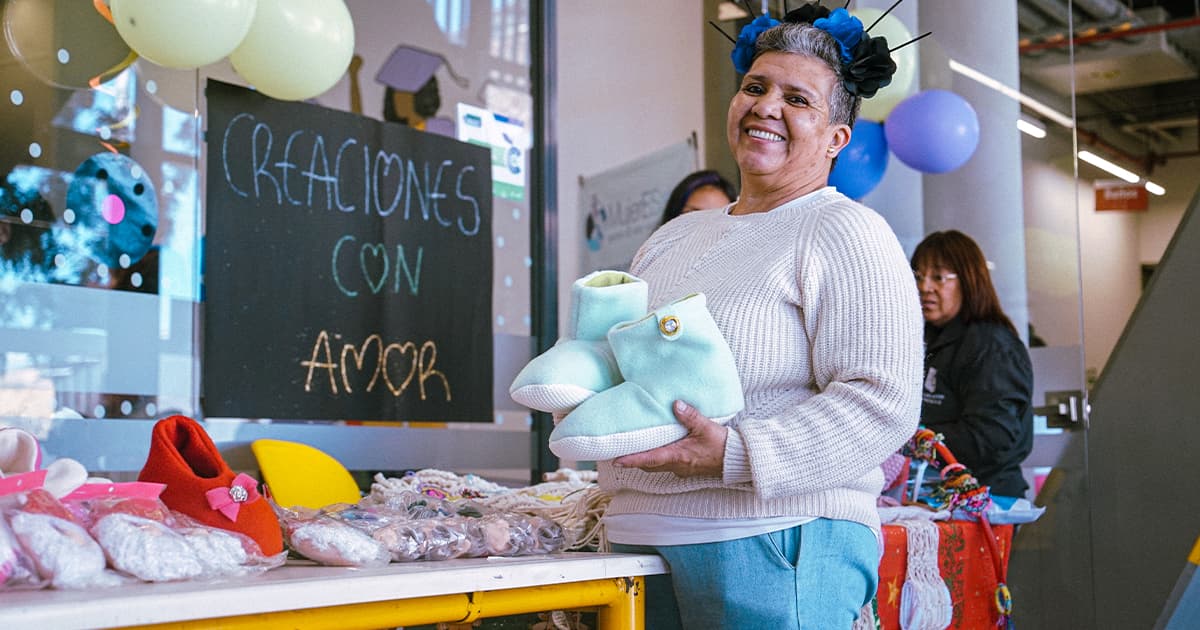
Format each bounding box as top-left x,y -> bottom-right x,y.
549,424 -> 683,462
898,519 -> 952,630
511,382 -> 603,417
367,469 -> 611,551
851,600 -> 878,630
543,468 -> 599,484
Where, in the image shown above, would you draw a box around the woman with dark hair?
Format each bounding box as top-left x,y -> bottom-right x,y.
911,229 -> 1033,498
659,169 -> 737,225
602,5 -> 923,627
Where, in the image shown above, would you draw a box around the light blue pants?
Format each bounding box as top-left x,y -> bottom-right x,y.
612,518 -> 878,629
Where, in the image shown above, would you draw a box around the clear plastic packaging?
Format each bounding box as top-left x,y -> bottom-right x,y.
0,512 -> 47,591
276,505 -> 391,568
65,485 -> 286,582
5,491 -> 126,589
92,513 -> 205,582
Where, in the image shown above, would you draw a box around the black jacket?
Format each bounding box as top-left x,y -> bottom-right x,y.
921,316 -> 1033,497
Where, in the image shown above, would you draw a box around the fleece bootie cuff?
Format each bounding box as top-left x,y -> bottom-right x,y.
510,270 -> 648,414
548,293 -> 745,461
569,270 -> 648,340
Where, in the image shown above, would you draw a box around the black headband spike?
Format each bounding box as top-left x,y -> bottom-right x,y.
865,0 -> 904,32
725,0 -> 928,99
889,30 -> 931,53
708,20 -> 738,44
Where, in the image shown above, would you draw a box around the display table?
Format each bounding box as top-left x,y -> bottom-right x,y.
0,552 -> 668,630
877,520 -> 1014,629
0,524 -> 1014,629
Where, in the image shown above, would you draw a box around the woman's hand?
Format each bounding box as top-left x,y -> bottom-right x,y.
612,400 -> 728,477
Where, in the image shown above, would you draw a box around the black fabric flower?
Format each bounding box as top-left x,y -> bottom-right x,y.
724,1 -> 916,101
781,2 -> 830,25
844,35 -> 897,98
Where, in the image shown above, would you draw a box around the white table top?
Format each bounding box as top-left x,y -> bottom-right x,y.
0,552 -> 668,629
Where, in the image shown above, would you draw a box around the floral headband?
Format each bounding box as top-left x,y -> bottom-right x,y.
715,1 -> 929,99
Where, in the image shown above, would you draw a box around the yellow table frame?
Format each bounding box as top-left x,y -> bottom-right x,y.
0,553 -> 666,630
130,576 -> 644,630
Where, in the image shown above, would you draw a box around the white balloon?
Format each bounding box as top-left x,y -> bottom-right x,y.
110,0 -> 258,70
851,8 -> 919,122
229,0 -> 355,101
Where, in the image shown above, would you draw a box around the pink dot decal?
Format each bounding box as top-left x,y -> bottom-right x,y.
101,194 -> 126,224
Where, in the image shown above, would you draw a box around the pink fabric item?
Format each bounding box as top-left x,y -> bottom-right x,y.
205,473 -> 262,522
881,453 -> 909,491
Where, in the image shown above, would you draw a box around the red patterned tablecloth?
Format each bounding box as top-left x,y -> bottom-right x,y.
877,521 -> 1013,629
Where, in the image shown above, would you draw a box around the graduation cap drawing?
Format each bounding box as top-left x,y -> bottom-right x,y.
376,45 -> 468,136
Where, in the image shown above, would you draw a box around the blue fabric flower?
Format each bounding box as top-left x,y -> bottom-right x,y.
813,8 -> 864,64
731,14 -> 780,75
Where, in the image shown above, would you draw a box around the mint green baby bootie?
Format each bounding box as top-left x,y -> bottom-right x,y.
548,293 -> 745,461
509,270 -> 648,414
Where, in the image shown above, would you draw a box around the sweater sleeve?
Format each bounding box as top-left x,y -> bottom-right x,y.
935,329 -> 1033,470
734,204 -> 924,499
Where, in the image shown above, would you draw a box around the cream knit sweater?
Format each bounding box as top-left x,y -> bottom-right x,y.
598,187 -> 923,532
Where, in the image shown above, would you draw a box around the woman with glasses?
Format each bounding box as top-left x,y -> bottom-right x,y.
911,230 -> 1034,498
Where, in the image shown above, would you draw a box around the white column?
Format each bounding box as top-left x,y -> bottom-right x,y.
918,0 -> 1029,340
858,0 -> 925,256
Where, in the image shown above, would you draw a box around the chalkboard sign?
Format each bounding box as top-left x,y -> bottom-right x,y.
203,80 -> 493,422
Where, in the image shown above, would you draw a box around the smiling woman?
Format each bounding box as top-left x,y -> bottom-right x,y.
725,51 -> 851,205
599,6 -> 924,629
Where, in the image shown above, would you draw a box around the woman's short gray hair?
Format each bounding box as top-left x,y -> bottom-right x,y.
754,22 -> 860,128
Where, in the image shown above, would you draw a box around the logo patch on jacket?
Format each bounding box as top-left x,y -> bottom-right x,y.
922,367 -> 944,405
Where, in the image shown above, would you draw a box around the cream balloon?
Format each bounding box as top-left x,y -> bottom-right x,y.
851,8 -> 919,121
110,0 -> 258,70
229,0 -> 355,101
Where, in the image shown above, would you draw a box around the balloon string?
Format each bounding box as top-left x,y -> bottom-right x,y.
88,50 -> 139,91
107,105 -> 140,132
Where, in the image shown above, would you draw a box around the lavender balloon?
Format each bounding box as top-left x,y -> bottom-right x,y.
884,90 -> 980,174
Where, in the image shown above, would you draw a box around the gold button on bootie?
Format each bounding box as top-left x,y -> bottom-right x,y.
549,293 -> 744,461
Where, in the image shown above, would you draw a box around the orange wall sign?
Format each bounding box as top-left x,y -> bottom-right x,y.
1095,180 -> 1148,212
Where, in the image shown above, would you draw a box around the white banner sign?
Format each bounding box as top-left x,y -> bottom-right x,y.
578,137 -> 697,273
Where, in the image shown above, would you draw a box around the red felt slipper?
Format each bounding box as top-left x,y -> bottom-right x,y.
137,415 -> 283,555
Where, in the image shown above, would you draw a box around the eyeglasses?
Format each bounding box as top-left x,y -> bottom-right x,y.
914,272 -> 958,286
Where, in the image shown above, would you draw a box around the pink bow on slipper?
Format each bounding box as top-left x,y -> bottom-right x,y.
205,473 -> 261,522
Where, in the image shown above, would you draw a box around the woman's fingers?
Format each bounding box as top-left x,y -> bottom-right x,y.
612,400 -> 727,476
